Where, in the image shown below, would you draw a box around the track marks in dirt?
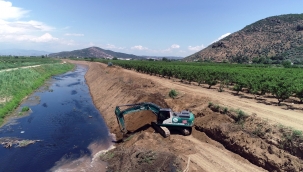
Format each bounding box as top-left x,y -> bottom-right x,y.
186,136 -> 266,172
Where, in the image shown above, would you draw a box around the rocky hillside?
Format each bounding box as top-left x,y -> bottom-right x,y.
185,14 -> 303,63
49,47 -> 143,59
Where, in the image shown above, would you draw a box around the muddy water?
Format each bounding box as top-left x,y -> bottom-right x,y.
0,65 -> 112,172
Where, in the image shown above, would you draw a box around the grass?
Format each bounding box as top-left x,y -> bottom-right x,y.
124,135 -> 134,142
0,63 -> 74,125
100,151 -> 115,160
17,140 -> 35,147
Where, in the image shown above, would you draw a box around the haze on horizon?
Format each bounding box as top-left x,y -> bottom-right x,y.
0,0 -> 302,57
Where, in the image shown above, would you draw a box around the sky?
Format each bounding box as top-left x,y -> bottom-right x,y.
0,0 -> 302,57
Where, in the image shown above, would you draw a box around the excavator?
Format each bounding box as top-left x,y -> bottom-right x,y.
115,102 -> 195,138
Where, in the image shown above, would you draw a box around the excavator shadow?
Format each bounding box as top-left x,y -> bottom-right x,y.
113,124 -> 191,143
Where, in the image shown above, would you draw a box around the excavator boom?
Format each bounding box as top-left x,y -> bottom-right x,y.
115,102 -> 161,133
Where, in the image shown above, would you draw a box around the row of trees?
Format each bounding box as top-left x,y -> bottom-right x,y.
101,60 -> 303,105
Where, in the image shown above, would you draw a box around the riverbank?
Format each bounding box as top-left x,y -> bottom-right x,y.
0,63 -> 74,125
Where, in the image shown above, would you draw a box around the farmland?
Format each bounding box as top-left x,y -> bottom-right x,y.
93,59 -> 303,105
0,56 -> 60,70
0,58 -> 74,125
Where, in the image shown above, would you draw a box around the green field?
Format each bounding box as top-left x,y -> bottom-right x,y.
0,62 -> 74,125
84,59 -> 303,105
0,56 -> 61,70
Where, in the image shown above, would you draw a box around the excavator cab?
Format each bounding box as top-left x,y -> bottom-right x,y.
157,109 -> 172,124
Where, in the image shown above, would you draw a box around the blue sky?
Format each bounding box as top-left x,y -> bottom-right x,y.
0,0 -> 302,57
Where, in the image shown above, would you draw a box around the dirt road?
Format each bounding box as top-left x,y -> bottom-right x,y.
0,65 -> 41,73
186,136 -> 265,172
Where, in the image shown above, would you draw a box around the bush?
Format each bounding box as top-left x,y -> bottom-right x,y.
108,62 -> 113,66
168,89 -> 178,99
235,109 -> 248,124
208,102 -> 213,107
223,107 -> 228,114
292,130 -> 302,138
21,106 -> 30,112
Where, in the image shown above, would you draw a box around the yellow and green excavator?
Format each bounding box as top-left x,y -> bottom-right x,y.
115,102 -> 195,137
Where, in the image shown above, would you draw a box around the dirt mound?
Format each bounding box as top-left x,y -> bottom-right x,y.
100,131 -> 196,172
196,107 -> 303,171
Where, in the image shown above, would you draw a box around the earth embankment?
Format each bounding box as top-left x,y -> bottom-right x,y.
69,60 -> 303,172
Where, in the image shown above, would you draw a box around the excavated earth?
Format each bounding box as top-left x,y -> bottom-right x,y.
69,60 -> 303,172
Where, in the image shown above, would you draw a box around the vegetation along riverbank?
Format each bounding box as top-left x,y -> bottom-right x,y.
0,61 -> 74,125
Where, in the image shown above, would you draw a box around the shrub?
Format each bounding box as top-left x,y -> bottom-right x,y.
21,106 -> 30,112
208,102 -> 213,107
168,89 -> 178,99
214,104 -> 220,112
235,109 -> 248,124
108,62 -> 113,66
292,130 -> 302,138
223,107 -> 228,114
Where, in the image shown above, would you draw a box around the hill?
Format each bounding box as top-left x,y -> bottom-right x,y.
48,47 -> 144,59
185,13 -> 303,63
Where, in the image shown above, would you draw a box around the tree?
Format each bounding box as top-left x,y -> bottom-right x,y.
252,57 -> 259,64
205,73 -> 217,89
270,78 -> 293,105
295,85 -> 303,103
113,57 -> 118,60
233,76 -> 246,94
162,57 -> 170,62
282,60 -> 292,68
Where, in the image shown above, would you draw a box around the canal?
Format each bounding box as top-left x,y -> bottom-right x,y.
0,65 -> 112,172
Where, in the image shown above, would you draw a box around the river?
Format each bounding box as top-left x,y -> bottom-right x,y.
0,65 -> 112,172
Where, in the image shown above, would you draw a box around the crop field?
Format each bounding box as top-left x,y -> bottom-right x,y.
0,56 -> 61,70
0,63 -> 74,125
92,59 -> 303,105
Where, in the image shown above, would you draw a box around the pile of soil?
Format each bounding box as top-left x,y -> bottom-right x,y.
100,132 -> 191,172
195,107 -> 303,171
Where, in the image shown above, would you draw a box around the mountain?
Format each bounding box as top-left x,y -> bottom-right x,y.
0,49 -> 50,56
48,47 -> 144,59
184,13 -> 303,63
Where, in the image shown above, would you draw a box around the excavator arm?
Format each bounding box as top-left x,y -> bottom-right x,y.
115,102 -> 161,134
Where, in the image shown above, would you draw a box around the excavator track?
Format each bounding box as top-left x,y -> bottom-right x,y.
151,122 -> 170,138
